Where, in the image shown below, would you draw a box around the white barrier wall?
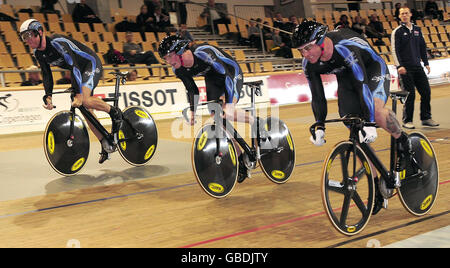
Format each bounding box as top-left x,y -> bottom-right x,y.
0,76 -> 270,135
1,60 -> 449,135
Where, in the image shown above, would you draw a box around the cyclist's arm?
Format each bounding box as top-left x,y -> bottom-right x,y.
38,58 -> 54,98
335,44 -> 375,122
304,63 -> 327,129
179,74 -> 199,112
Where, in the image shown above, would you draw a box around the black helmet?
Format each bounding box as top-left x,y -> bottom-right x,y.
158,35 -> 190,58
291,20 -> 328,48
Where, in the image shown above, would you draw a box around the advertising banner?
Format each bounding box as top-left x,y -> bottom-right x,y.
0,76 -> 270,135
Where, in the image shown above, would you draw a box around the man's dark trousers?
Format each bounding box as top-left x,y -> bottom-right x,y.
400,65 -> 432,123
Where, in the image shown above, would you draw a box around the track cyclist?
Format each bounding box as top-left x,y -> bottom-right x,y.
292,20 -> 413,212
158,35 -> 265,183
19,19 -> 123,163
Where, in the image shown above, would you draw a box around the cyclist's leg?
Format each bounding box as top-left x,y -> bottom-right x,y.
365,62 -> 402,139
81,87 -> 111,114
368,68 -> 404,140
79,86 -> 104,142
78,64 -> 110,115
374,97 -> 402,139
369,69 -> 410,174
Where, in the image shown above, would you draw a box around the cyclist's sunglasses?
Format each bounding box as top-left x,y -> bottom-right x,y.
20,30 -> 37,42
297,40 -> 317,54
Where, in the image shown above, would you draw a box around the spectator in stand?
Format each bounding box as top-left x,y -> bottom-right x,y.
424,0 -> 443,20
123,32 -> 159,65
261,21 -> 273,40
127,69 -> 138,81
273,12 -> 285,30
351,15 -> 367,37
248,19 -> 261,49
21,65 -> 43,86
272,28 -> 292,58
200,0 -> 231,34
40,0 -> 59,14
177,24 -> 194,42
145,0 -> 163,15
151,6 -> 173,32
334,14 -> 350,29
72,0 -> 102,24
394,2 -> 403,22
170,0 -> 188,25
56,70 -> 71,85
366,14 -> 386,39
284,15 -> 298,34
282,15 -> 298,47
137,4 -> 155,34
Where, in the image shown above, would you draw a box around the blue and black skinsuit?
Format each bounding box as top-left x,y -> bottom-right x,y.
303,28 -> 390,128
34,34 -> 103,98
174,43 -> 243,112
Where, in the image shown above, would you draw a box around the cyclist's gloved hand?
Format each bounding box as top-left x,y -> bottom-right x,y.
310,128 -> 326,146
42,95 -> 55,110
359,126 -> 377,143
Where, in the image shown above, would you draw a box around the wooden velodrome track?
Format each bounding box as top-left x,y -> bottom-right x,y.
0,84 -> 449,248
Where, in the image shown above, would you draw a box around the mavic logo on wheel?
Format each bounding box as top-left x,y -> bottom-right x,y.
420,139 -> 433,157
420,195 -> 433,211
118,130 -> 126,151
71,158 -> 85,172
208,183 -> 224,194
364,161 -> 371,175
145,145 -> 155,160
271,170 -> 285,180
47,131 -> 55,155
197,132 -> 208,151
286,134 -> 293,151
135,109 -> 149,119
228,143 -> 236,166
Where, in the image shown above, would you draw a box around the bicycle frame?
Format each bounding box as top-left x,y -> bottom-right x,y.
310,92 -> 412,188
65,72 -> 135,146
184,81 -> 265,163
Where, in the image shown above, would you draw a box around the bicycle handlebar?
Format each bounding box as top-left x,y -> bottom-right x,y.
309,117 -> 377,140
181,99 -> 224,123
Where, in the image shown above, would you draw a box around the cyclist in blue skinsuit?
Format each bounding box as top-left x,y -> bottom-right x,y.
19,19 -> 122,164
158,35 -> 264,183
292,21 -> 412,213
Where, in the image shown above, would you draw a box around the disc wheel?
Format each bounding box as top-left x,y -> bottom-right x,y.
192,124 -> 238,198
43,111 -> 89,176
117,106 -> 158,166
397,132 -> 439,216
258,117 -> 295,184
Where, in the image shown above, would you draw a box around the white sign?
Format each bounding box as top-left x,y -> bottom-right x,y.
0,76 -> 270,135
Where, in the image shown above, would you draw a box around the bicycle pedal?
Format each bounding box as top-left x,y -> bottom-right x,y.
383,198 -> 389,209
394,172 -> 402,188
378,177 -> 395,199
243,154 -> 257,170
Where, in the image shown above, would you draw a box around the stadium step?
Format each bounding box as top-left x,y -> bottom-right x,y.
187,27 -> 298,71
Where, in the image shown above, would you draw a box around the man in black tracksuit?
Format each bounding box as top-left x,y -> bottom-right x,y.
391,7 -> 439,129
